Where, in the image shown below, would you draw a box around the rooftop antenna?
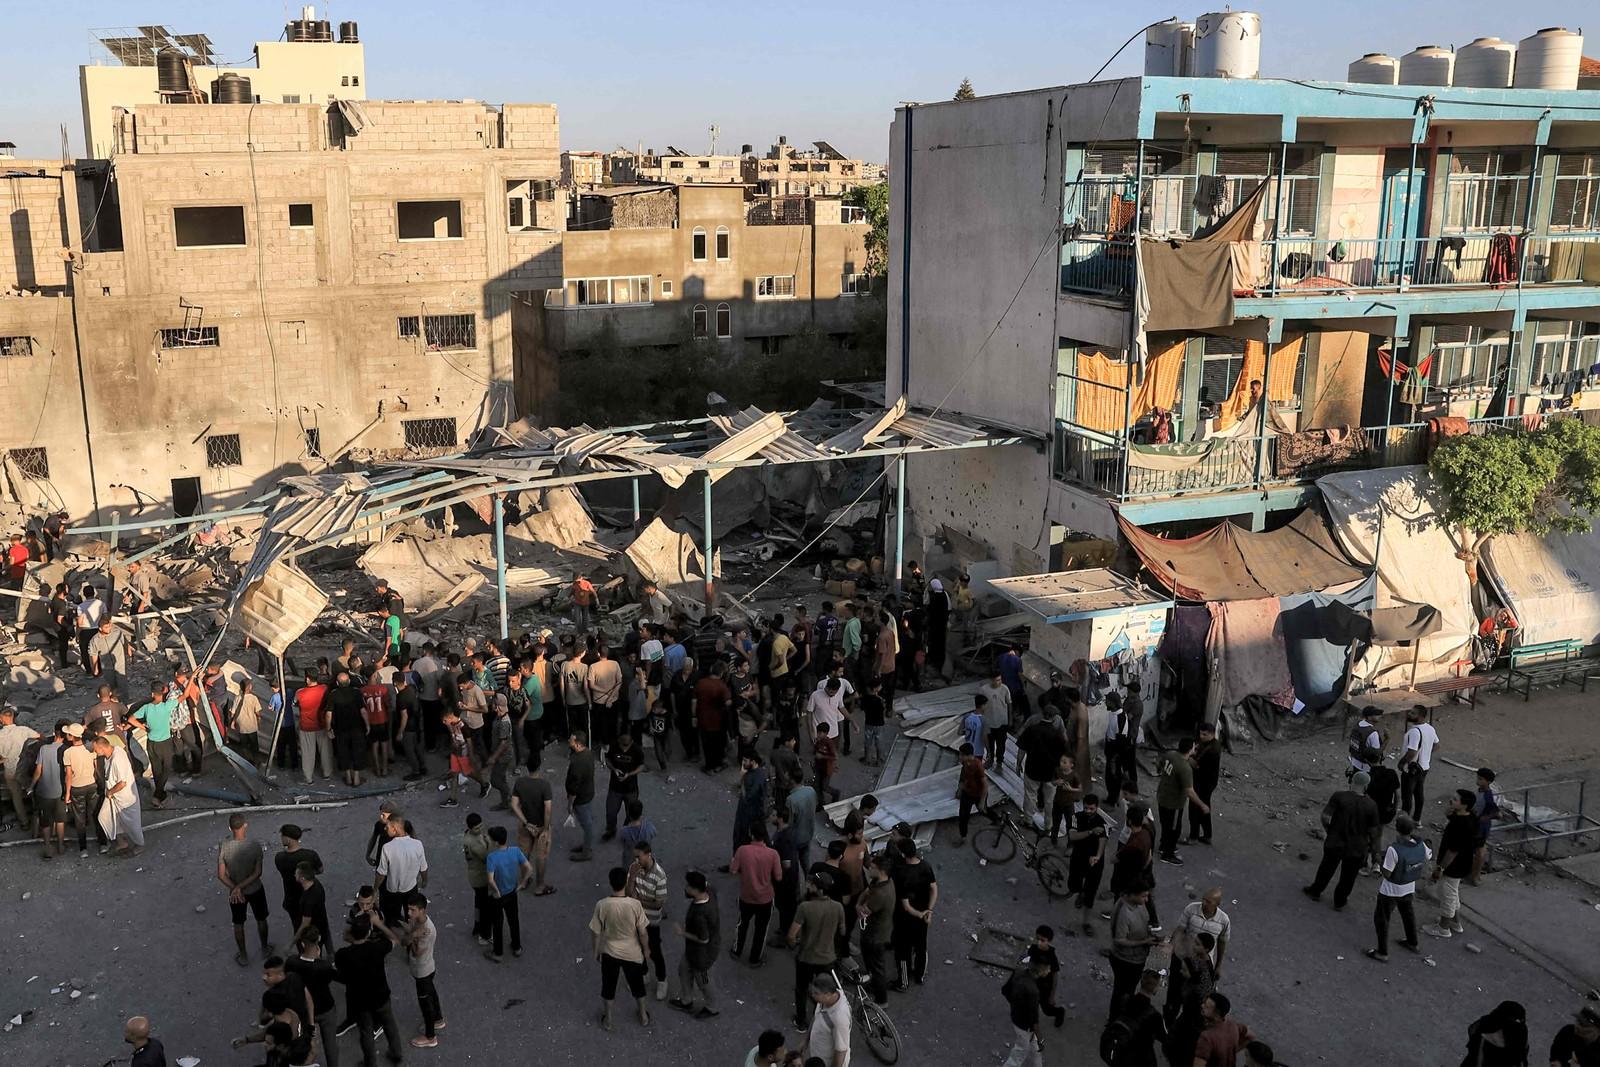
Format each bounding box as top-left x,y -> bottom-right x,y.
708,123 -> 720,155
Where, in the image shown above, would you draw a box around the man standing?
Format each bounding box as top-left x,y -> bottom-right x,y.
671,870 -> 720,1018
33,721 -> 68,859
1108,887 -> 1158,1019
1017,704 -> 1067,829
293,672 -> 332,784
693,662 -> 733,773
1398,706 -> 1439,822
511,765 -> 555,896
382,893 -> 444,1049
805,973 -> 853,1067
292,862 -> 332,949
1549,1006 -> 1600,1067
1156,738 -> 1207,866
94,735 -> 143,855
374,814 -> 428,928
977,670 -> 1012,770
1103,692 -> 1141,809
955,742 -> 987,844
88,619 -> 130,698
626,841 -> 671,999
483,691 -> 515,809
602,731 -> 645,840
1000,953 -> 1049,1067
960,697 -> 987,764
460,813 -> 493,944
587,646 -> 625,749
1173,887 -> 1231,978
1302,771 -> 1380,911
274,825 -> 322,933
890,838 -> 937,990
787,876 -> 845,1031
0,704 -> 40,830
856,852 -> 896,1005
590,866 -> 653,1031
333,914 -> 404,1066
1425,789 -> 1477,939
1192,993 -> 1251,1067
1366,813 -> 1430,963
1347,709 -> 1383,778
483,826 -> 532,961
64,723 -> 103,858
286,930 -> 340,1067
1188,721 -> 1222,845
730,824 -> 783,965
566,731 -> 597,862
217,813 -> 272,967
75,584 -> 105,675
1066,793 -> 1109,935
124,1016 -> 167,1067
812,722 -> 840,809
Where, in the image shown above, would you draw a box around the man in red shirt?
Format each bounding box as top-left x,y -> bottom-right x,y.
729,824 -> 783,965
295,672 -> 332,784
956,742 -> 988,844
693,662 -> 733,773
1192,992 -> 1251,1067
812,722 -> 840,810
360,670 -> 394,777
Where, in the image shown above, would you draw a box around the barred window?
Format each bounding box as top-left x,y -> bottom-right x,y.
304,427 -> 322,458
0,336 -> 34,358
8,448 -> 48,479
159,326 -> 219,348
841,273 -> 871,295
402,417 -> 458,450
205,433 -> 243,468
692,304 -> 708,339
756,275 -> 796,298
398,314 -> 476,350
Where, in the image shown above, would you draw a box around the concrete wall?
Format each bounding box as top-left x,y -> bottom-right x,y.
1,167 -> 71,294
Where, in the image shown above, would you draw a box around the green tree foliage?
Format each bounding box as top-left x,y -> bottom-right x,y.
954,78 -> 977,101
1428,417 -> 1600,574
844,182 -> 890,276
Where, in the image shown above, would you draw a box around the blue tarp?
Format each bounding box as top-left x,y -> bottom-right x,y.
1278,575 -> 1377,712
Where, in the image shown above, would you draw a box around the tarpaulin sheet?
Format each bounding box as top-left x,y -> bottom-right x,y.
1120,508 -> 1367,602
1481,528 -> 1600,649
1278,576 -> 1376,712
1316,466 -> 1477,685
1207,598 -> 1296,710
1140,238 -> 1236,333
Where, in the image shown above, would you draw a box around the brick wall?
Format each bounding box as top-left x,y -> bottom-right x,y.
0,170 -> 70,292
131,104 -> 325,154
342,102 -> 496,152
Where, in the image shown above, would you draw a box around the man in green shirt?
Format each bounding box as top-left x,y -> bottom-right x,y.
840,603 -> 862,669
380,606 -> 404,661
131,684 -> 179,807
460,813 -> 493,945
1156,737 -> 1207,866
785,875 -> 845,1031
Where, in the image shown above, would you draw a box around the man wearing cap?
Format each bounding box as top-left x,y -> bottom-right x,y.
1302,771 -> 1380,911
1550,1005 -> 1600,1066
0,704 -> 40,830
63,722 -> 103,857
33,720 -> 69,859
1366,813 -> 1431,962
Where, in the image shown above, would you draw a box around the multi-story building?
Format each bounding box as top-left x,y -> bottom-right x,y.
0,97 -> 562,521
608,148 -> 745,186
544,183 -> 875,355
79,11 -> 367,159
889,69 -> 1600,569
743,138 -> 878,197
561,150 -> 606,187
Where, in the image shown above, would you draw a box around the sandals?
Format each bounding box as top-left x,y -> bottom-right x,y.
533,886 -> 556,896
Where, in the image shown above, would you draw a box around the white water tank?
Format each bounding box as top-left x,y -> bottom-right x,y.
1348,53 -> 1401,84
1144,21 -> 1196,77
1455,37 -> 1517,87
1514,27 -> 1584,89
1194,11 -> 1262,79
1399,45 -> 1455,86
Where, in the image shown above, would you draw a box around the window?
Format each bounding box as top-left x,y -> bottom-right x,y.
173,206 -> 247,248
715,225 -> 730,260
1551,151 -> 1600,233
396,200 -> 463,240
205,433 -> 243,468
281,94 -> 302,104
0,336 -> 34,358
691,227 -> 707,261
1201,336 -> 1247,409
279,320 -> 306,344
7,448 -> 48,480
508,198 -> 524,228
661,280 -> 674,296
1429,325 -> 1511,389
756,275 -> 796,298
304,427 -> 322,458
842,273 -> 871,295
752,336 -> 784,355
398,314 -> 476,350
288,203 -> 314,228
340,76 -> 350,87
841,205 -> 867,224
1530,322 -> 1600,382
692,304 -> 709,339
567,276 -> 652,306
402,417 -> 458,450
506,179 -> 554,231
1445,150 -> 1535,232
159,326 -> 219,348
352,76 -> 360,87
715,302 -> 731,339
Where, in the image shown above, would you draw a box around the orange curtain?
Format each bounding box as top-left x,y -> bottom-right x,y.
1132,338 -> 1186,420
1073,339 -> 1187,434
1216,334 -> 1305,431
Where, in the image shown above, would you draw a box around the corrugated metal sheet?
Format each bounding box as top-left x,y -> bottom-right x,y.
890,411 -> 984,448
894,679 -> 985,724
822,396 -> 907,454
236,562 -> 330,656
988,567 -> 1170,623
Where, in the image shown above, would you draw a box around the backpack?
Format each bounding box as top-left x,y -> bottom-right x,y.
1348,721 -> 1381,765
13,736 -> 46,789
1389,837 -> 1428,885
1099,1017 -> 1135,1065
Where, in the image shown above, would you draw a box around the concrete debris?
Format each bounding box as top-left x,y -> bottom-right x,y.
410,574 -> 488,627
623,518 -> 719,589
512,487 -> 598,551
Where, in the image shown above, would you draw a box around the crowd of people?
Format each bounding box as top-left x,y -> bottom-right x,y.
3,562 -> 1598,1067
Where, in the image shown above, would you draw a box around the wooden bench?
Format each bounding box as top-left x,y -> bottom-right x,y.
1505,639 -> 1586,701
1415,673 -> 1496,708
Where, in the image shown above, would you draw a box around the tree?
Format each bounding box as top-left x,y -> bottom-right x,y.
954,78 -> 977,101
1427,417 -> 1600,579
844,182 -> 890,276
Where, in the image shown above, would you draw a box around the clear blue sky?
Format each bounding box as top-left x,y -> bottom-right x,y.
5,1 -> 1596,160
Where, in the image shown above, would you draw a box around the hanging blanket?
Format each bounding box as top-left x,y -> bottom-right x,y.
1206,598 -> 1297,711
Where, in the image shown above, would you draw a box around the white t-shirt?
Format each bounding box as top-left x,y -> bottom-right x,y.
377,835 -> 428,893
639,639 -> 664,664
1177,901 -> 1231,959
808,995 -> 853,1066
808,689 -> 846,739
1378,841 -> 1433,897
817,676 -> 856,699
1403,722 -> 1438,772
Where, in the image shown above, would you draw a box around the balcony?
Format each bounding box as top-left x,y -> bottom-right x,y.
1053,414 -> 1553,501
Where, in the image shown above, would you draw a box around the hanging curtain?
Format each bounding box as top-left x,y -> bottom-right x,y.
1131,338 -> 1186,418
1074,339 -> 1187,434
1216,334 -> 1306,431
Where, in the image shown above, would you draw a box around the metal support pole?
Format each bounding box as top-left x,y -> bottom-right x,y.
494,494 -> 509,642
702,473 -> 715,611
631,477 -> 641,529
1120,140 -> 1147,500
1254,340 -> 1275,488
1383,336 -> 1402,451
894,454 -> 907,595
1396,141 -> 1420,287
265,654 -> 287,773
104,510 -> 120,606
1269,142 -> 1288,297
1516,144 -> 1543,290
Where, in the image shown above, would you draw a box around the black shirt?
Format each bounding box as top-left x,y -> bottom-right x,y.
327,685 -> 364,735
1440,812 -> 1478,878
334,938 -> 393,1012
285,956 -> 341,1016
275,848 -> 322,912
1070,810 -> 1108,862
1550,1024 -> 1600,1066
130,1038 -> 167,1067
1193,738 -> 1222,794
297,879 -> 332,948
606,743 -> 644,793
395,686 -> 420,731
1019,719 -> 1067,782
1005,971 -> 1041,1030
892,859 -> 937,911
512,775 -> 552,826
683,895 -> 721,969
565,749 -> 596,804
1366,766 -> 1401,823
860,693 -> 886,728
808,861 -> 850,906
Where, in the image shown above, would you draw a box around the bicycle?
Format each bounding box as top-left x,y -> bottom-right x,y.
833,961 -> 902,1064
971,802 -> 1073,898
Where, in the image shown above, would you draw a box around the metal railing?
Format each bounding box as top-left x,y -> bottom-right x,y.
1073,174 -> 1316,237
1060,238 -> 1135,297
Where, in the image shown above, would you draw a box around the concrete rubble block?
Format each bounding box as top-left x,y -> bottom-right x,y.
512,487 -> 597,551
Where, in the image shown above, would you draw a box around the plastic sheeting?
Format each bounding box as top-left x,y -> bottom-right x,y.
1120,508 -> 1366,602
1316,466 -> 1476,685
1278,576 -> 1376,712
1206,598 -> 1296,710
1481,528 -> 1600,648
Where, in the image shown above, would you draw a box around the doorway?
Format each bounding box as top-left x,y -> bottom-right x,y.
171,477 -> 202,517
1378,149 -> 1428,283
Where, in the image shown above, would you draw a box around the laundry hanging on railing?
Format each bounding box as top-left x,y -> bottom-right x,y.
1375,348 -> 1436,384
1215,335 -> 1305,431
1483,232 -> 1521,286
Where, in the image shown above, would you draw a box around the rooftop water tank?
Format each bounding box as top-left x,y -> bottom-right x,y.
1514,27 -> 1584,90
1348,53 -> 1400,85
156,47 -> 188,93
211,73 -> 253,104
338,20 -> 359,43
1194,11 -> 1262,79
1145,21 -> 1197,77
1399,45 -> 1455,86
1455,37 -> 1517,87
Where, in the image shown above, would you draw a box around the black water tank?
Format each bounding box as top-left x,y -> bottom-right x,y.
157,47 -> 188,93
339,20 -> 359,43
211,73 -> 253,104
313,20 -> 332,41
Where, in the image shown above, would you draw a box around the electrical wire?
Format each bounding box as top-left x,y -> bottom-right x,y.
1090,17 -> 1179,83
245,103 -> 284,467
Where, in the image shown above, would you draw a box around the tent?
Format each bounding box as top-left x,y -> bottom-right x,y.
1119,507 -> 1367,602
1480,528 -> 1600,649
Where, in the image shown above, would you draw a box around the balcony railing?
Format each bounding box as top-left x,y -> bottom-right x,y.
1054,414 -> 1549,500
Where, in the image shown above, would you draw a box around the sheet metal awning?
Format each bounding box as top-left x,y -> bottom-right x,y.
987,567 -> 1173,624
